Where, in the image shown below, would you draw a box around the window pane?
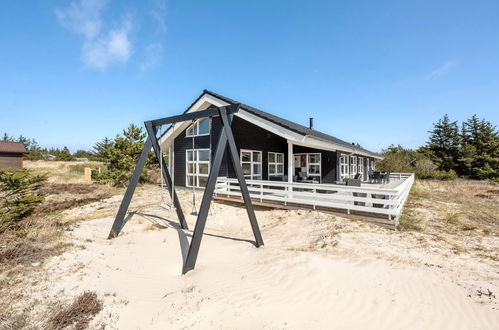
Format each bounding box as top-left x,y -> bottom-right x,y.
187,164 -> 195,174
309,165 -> 320,174
254,175 -> 262,180
187,150 -> 194,161
198,176 -> 208,187
269,164 -> 276,174
268,153 -> 275,163
276,153 -> 283,163
277,164 -> 284,174
198,149 -> 209,161
253,164 -> 261,174
242,163 -> 251,175
198,118 -> 209,134
199,163 -> 209,174
186,125 -> 194,136
241,152 -> 251,162
187,175 -> 195,186
308,154 -> 320,163
253,152 -> 261,162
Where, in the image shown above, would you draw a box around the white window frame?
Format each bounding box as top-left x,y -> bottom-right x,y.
186,148 -> 210,187
268,152 -> 284,176
358,157 -> 364,178
306,153 -> 321,182
240,149 -> 262,180
294,153 -> 321,183
371,160 -> 375,171
350,156 -> 357,177
186,118 -> 210,137
339,155 -> 349,180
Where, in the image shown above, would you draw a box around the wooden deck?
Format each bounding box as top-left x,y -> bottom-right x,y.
213,173 -> 415,229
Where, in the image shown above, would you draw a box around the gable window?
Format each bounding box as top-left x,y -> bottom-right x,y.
339,155 -> 349,180
268,152 -> 284,176
241,149 -> 262,180
358,157 -> 364,178
350,156 -> 357,177
186,149 -> 210,187
186,118 -> 210,137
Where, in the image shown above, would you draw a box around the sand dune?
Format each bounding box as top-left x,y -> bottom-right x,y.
28,190 -> 498,329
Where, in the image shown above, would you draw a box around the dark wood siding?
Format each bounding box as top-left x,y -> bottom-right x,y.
0,153 -> 23,169
225,117 -> 289,180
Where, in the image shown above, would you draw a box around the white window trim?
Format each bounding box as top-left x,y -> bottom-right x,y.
294,152 -> 322,183
358,157 -> 364,176
268,152 -> 284,176
339,154 -> 349,180
306,153 -> 321,182
186,148 -> 210,188
350,156 -> 357,177
240,149 -> 262,180
186,118 -> 211,137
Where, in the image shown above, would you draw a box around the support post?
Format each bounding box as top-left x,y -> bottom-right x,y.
182,115 -> 229,274
145,122 -> 188,230
287,140 -> 293,183
108,136 -> 153,238
219,107 -> 264,247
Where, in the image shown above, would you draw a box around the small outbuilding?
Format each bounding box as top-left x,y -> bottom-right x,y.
0,141 -> 27,169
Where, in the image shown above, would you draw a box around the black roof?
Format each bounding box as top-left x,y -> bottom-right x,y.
202,90 -> 380,157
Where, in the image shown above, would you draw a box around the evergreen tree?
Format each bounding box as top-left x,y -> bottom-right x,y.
98,124 -> 150,185
460,115 -> 499,179
55,147 -> 74,161
426,114 -> 461,172
92,137 -> 114,160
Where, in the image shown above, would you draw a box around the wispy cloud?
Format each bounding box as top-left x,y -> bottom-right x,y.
140,43 -> 164,72
427,61 -> 455,79
56,0 -> 133,69
149,0 -> 167,33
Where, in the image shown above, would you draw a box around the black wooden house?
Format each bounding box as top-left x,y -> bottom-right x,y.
159,91 -> 382,188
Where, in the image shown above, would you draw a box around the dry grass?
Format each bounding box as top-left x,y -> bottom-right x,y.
398,179 -> 499,259
25,160 -> 105,184
48,291 -> 103,330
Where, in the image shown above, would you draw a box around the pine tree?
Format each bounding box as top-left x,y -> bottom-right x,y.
426,114 -> 461,172
98,124 -> 150,185
92,137 -> 114,160
55,147 -> 74,161
460,115 -> 499,179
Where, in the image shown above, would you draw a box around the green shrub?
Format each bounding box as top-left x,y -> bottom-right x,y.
416,170 -> 457,180
0,169 -> 47,232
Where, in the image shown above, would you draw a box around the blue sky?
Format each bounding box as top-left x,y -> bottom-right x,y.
1,0 -> 498,152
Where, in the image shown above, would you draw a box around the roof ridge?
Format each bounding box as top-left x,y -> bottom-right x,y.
202,90 -> 379,157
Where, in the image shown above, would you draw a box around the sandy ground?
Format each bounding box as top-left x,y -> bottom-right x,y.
20,187 -> 499,329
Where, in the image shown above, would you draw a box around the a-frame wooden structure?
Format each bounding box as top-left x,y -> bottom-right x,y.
108,104 -> 264,274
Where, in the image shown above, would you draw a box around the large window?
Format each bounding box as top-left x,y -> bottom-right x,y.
350,156 -> 357,177
186,118 -> 210,137
340,155 -> 349,180
186,149 -> 210,187
307,153 -> 321,182
358,157 -> 364,178
241,149 -> 262,180
268,152 -> 284,176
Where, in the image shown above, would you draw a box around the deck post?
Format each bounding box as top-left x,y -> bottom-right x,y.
287,140 -> 293,183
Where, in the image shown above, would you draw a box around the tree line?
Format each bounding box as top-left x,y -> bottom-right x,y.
378,114 -> 498,181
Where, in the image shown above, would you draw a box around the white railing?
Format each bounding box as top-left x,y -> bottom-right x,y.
214,173 -> 415,225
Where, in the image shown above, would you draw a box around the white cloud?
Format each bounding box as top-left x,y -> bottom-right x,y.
55,0 -> 108,39
140,43 -> 164,72
83,14 -> 133,69
56,0 -> 133,69
428,61 -> 455,79
149,0 -> 167,33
